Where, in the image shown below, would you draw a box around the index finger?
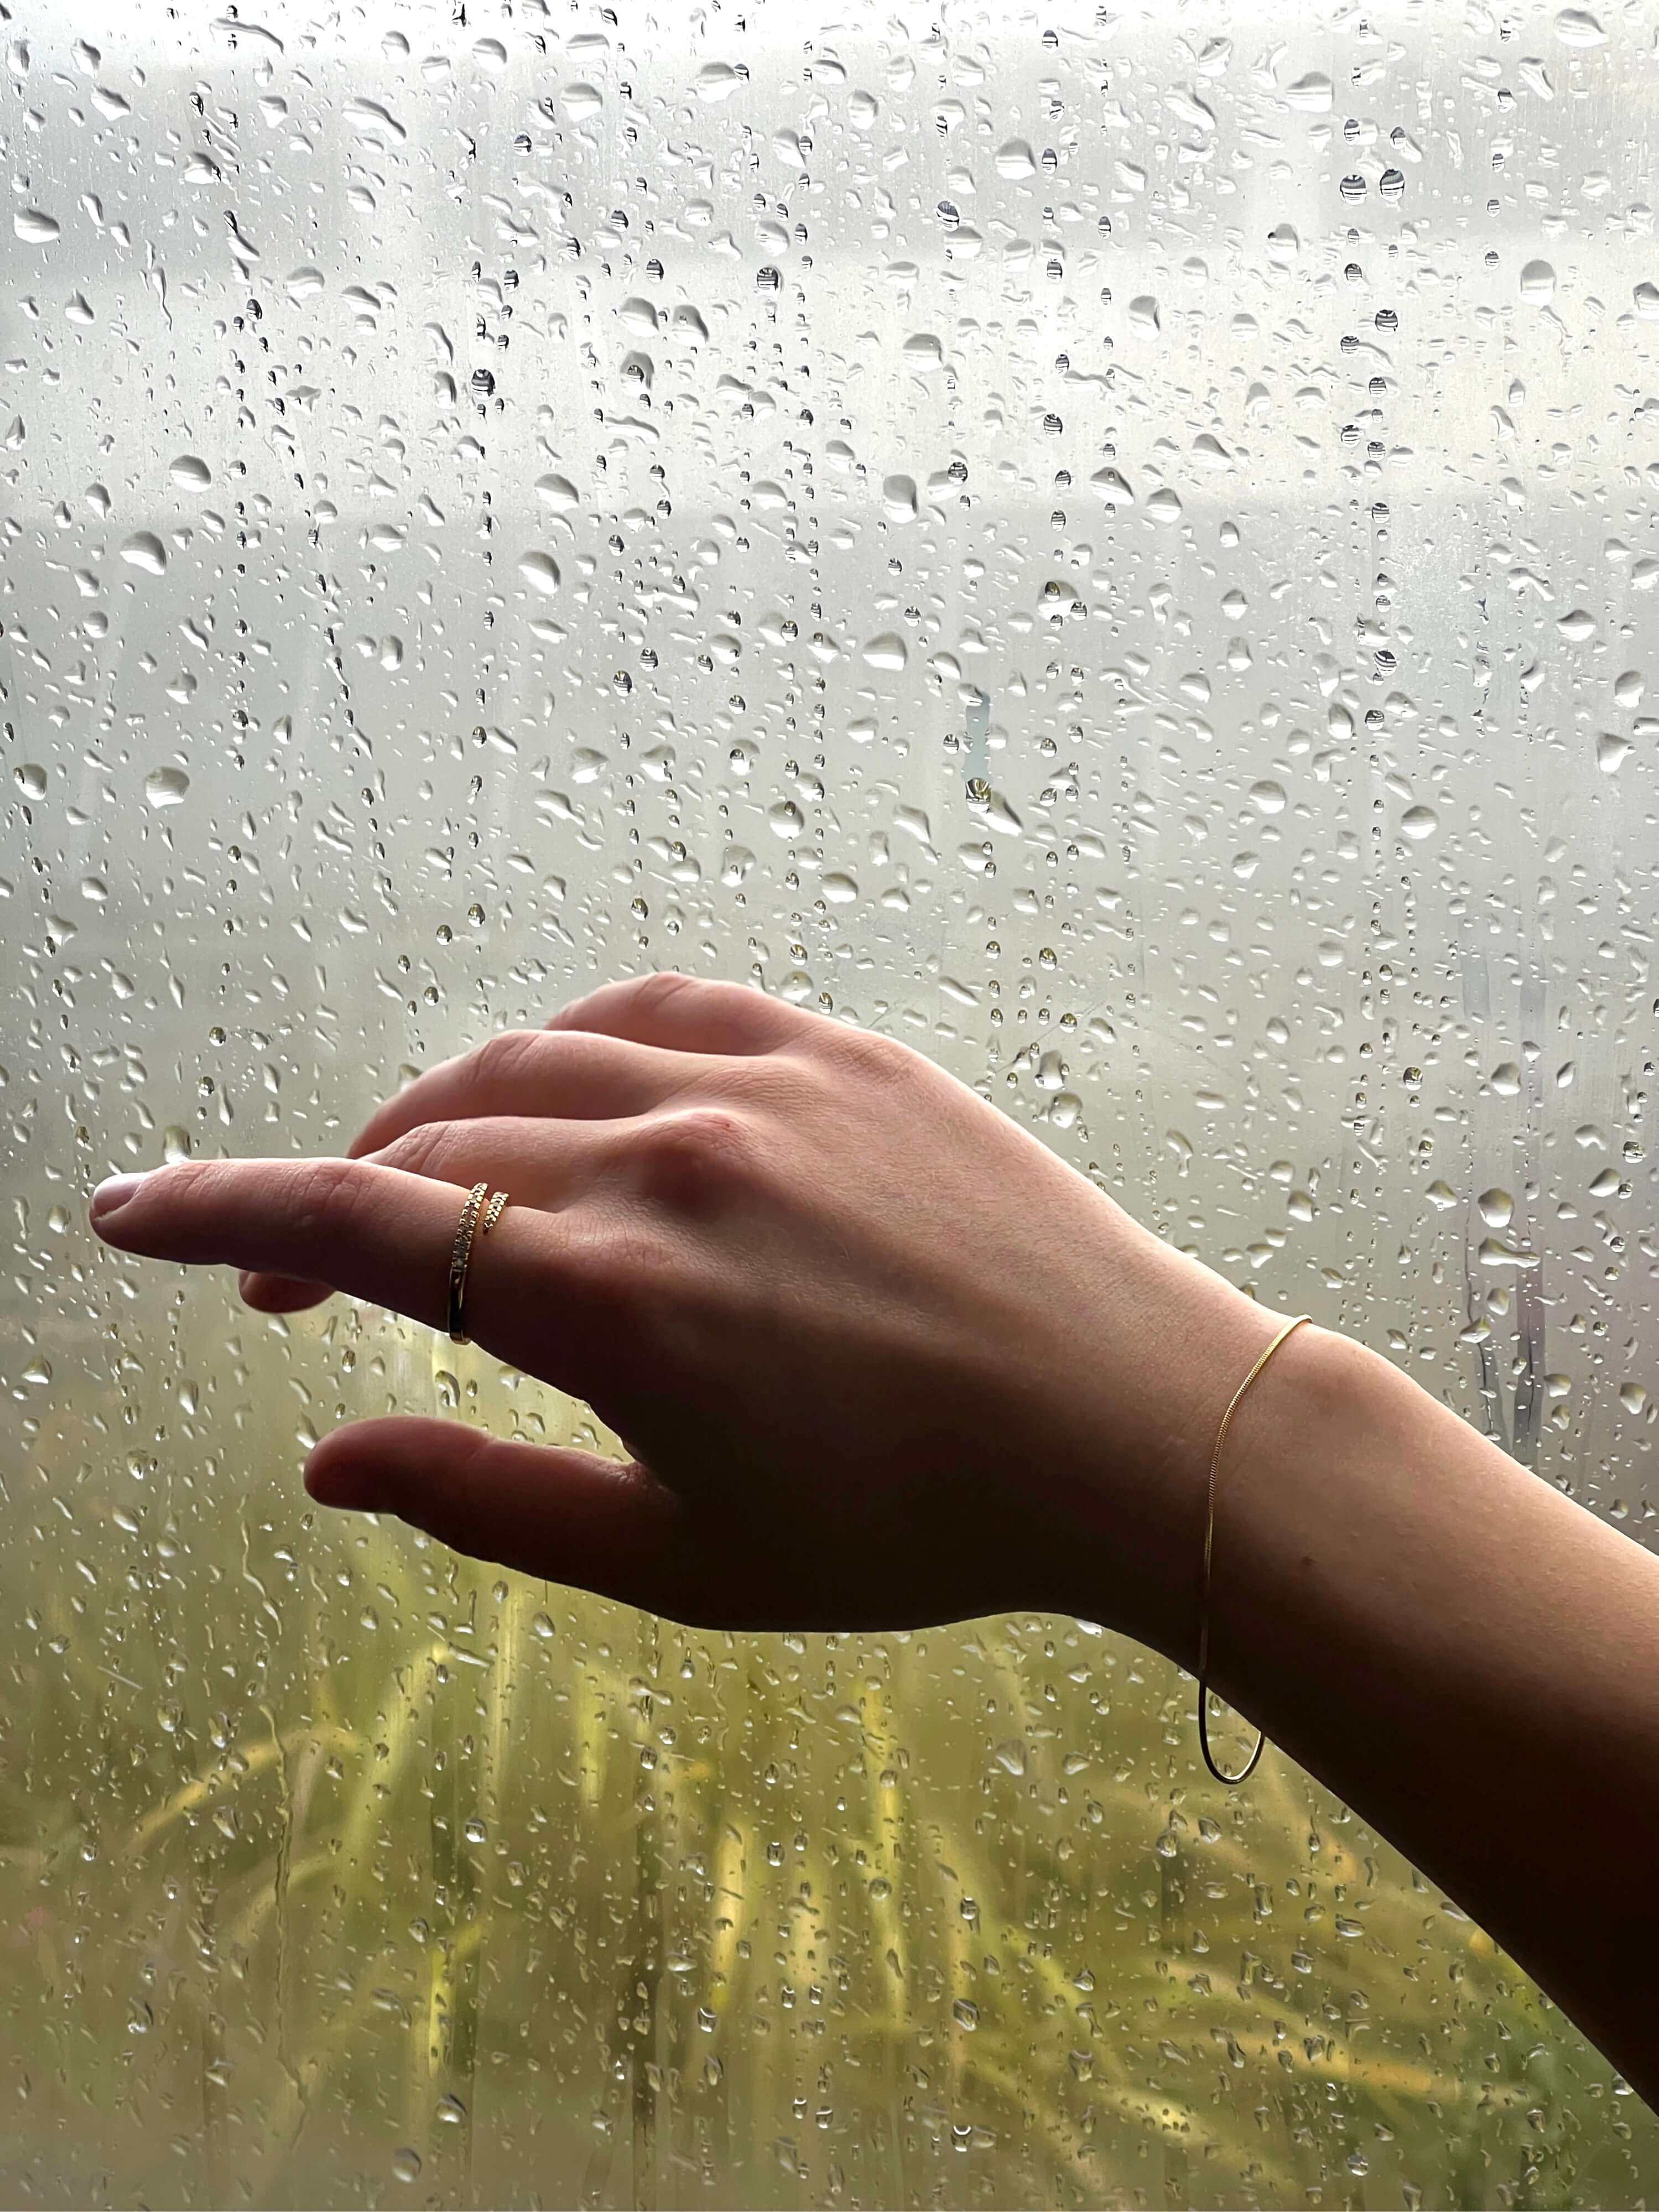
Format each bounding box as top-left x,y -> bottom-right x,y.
89,1157 -> 591,1379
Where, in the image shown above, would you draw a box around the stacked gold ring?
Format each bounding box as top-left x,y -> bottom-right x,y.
446,1180 -> 510,1345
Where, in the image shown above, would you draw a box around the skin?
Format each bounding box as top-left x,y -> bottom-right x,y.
87,971 -> 1659,2104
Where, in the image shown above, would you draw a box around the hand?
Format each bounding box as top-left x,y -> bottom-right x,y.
87,973 -> 1287,1649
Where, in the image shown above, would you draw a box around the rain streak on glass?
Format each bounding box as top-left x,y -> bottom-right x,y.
2,0 -> 1657,2204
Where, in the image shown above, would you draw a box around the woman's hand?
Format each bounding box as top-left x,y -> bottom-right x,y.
88,980 -> 1659,2099
87,972 -> 1286,1651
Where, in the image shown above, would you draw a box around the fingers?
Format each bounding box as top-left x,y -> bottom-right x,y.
346,1027 -> 712,1162
305,1417 -> 696,1616
549,971 -> 808,1056
238,1115 -> 620,1314
91,1157 -> 575,1376
238,977 -> 805,1310
220,971 -> 808,1319
363,1114 -> 613,1206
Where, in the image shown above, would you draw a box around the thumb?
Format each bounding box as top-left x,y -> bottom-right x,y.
304,1415 -> 690,1614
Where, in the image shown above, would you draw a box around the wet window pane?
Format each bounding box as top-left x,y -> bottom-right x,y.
4,0 -> 1657,2201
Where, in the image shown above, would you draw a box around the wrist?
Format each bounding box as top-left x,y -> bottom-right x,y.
1190,1321 -> 1381,1673
1187,1322 -> 1466,1717
1029,1221 -> 1325,1661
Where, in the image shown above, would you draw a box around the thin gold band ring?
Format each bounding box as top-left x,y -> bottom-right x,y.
446,1181 -> 510,1345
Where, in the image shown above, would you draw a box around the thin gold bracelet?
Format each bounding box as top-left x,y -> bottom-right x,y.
1197,1313 -> 1313,1785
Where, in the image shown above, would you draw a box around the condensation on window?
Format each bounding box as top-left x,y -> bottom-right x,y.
3,0 -> 1657,2201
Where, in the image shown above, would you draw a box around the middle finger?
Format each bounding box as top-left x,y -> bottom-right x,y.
345,1028 -> 722,1162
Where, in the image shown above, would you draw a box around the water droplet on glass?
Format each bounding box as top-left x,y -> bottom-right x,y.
1478,1188 -> 1514,1230
14,209 -> 60,243
1090,465 -> 1135,506
517,551 -> 561,596
861,632 -> 908,672
1554,6 -> 1605,43
881,475 -> 918,522
119,531 -> 168,575
1283,71 -> 1333,111
1520,259 -> 1557,303
1266,222 -> 1300,264
344,96 -> 407,144
1400,803 -> 1438,840
170,454 -> 211,488
144,766 -> 190,809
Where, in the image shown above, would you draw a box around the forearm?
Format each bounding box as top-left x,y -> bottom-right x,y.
1155,1324 -> 1659,2101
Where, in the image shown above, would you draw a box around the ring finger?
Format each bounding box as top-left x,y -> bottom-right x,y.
344,1028 -> 722,1163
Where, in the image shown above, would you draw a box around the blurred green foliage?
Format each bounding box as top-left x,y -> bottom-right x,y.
2,1309 -> 1652,2209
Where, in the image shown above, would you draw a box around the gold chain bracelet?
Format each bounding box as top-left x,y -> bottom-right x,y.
1197,1314 -> 1313,1785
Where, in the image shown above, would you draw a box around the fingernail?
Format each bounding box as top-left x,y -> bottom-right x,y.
91,1172 -> 148,1221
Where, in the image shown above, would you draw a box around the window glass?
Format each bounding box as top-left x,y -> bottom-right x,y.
5,0 -> 1657,2200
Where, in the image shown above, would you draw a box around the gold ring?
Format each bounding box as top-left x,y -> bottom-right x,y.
446,1182 -> 509,1345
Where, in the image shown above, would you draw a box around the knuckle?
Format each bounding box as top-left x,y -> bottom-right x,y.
629,1107 -> 756,1212
161,1156 -> 222,1205
474,1026 -> 543,1087
717,1051 -> 814,1127
287,1155 -> 370,1239
373,1122 -> 450,1178
632,970 -> 698,1021
158,1156 -> 245,1229
825,1022 -> 917,1089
